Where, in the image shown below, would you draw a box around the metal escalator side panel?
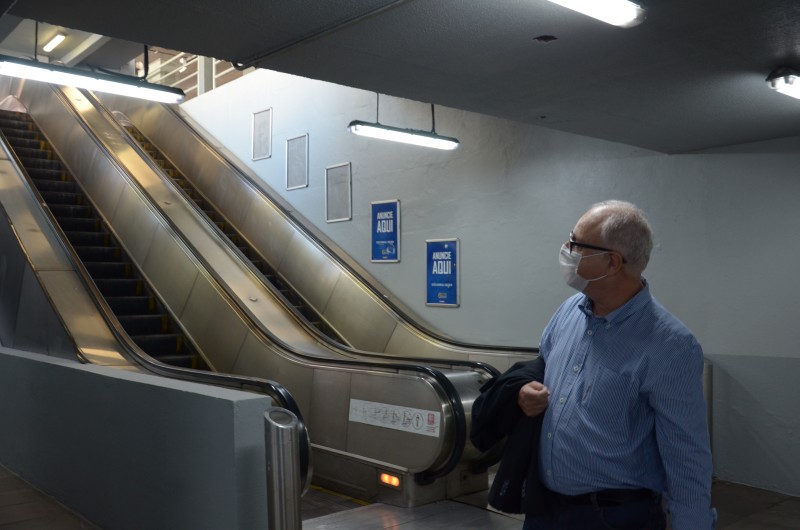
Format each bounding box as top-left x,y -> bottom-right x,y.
0,112 -> 133,367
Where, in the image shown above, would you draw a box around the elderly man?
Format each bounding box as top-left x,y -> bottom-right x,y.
518,200 -> 715,529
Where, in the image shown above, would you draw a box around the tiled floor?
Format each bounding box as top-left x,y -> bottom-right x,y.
0,466 -> 98,529
2,463 -> 799,529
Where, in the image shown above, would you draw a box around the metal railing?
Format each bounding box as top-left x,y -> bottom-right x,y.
145,52 -> 247,101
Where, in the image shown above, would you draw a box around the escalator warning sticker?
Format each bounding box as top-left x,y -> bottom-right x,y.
349,399 -> 441,438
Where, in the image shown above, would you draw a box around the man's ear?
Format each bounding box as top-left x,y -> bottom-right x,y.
608,252 -> 625,275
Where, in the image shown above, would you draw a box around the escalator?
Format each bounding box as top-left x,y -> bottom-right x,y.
0,103 -> 312,493
4,79 -> 498,508
123,124 -> 344,345
0,110 -> 206,369
97,92 -> 538,370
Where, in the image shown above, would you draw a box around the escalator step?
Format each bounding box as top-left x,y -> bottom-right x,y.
0,128 -> 38,141
49,204 -> 92,218
16,155 -> 60,169
29,178 -> 75,193
149,354 -> 196,368
83,261 -> 132,279
106,296 -> 156,315
65,231 -> 111,247
118,314 -> 170,335
94,278 -> 143,297
9,146 -> 52,161
2,137 -> 44,150
55,217 -> 102,232
40,191 -> 84,205
74,246 -> 122,262
132,334 -> 184,356
27,168 -> 68,181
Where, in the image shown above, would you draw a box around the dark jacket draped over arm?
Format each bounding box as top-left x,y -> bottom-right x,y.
470,356 -> 548,516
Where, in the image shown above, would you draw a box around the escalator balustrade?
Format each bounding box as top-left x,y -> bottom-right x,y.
124,125 -> 345,345
0,109 -> 207,369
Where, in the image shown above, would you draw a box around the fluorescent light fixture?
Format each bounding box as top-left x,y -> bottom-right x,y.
766,67 -> 800,100
348,120 -> 459,150
547,0 -> 646,28
42,33 -> 66,53
0,54 -> 184,104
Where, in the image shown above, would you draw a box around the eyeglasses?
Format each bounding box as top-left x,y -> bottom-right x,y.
567,232 -> 627,263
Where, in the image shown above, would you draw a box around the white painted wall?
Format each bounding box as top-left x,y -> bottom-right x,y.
181,70 -> 800,495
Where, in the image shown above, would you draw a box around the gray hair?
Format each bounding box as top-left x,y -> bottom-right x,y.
592,200 -> 653,274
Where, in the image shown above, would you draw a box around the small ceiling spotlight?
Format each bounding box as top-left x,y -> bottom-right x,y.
766,67 -> 800,100
547,0 -> 646,28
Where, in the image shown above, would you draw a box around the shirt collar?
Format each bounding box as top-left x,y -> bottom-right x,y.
578,278 -> 652,324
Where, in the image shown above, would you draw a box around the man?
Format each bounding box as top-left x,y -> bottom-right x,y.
518,200 -> 715,529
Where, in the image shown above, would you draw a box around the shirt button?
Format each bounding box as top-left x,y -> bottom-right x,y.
547,432 -> 553,439
559,397 -> 566,404
573,365 -> 580,372
587,330 -> 594,336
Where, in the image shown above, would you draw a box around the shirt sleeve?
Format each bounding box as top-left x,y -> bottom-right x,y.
647,336 -> 714,530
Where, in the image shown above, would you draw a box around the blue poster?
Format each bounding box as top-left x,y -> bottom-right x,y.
426,239 -> 459,307
371,200 -> 400,262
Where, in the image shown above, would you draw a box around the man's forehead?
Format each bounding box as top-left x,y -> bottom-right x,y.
573,209 -> 605,238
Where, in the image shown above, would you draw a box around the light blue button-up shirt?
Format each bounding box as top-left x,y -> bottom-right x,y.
538,280 -> 713,529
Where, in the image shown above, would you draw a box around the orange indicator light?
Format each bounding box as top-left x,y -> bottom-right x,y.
380,472 -> 401,488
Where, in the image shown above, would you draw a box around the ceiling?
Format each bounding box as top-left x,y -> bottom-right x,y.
2,0 -> 800,153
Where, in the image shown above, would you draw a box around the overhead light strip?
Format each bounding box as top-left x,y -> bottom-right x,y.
547,0 -> 646,28
0,54 -> 185,104
348,120 -> 460,150
42,33 -> 66,53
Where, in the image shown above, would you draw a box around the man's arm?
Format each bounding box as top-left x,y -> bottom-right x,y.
650,339 -> 714,529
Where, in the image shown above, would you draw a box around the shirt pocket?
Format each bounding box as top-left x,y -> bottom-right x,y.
579,366 -> 634,435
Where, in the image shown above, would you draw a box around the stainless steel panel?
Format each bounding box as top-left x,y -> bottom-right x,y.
308,368 -> 352,450
231,333 -> 314,413
279,232 -> 341,313
238,198 -> 295,272
109,185 -> 160,265
347,372 -> 447,471
36,270 -> 131,366
176,274 -> 248,373
323,278 -> 397,353
16,268 -> 74,358
140,224 -> 200,318
383,325 -> 456,360
0,162 -> 72,271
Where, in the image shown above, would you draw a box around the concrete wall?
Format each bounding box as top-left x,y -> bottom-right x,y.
0,347 -> 272,530
181,70 -> 800,496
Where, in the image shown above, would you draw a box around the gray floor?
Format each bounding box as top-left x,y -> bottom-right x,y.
302,479 -> 800,530
2,463 -> 798,529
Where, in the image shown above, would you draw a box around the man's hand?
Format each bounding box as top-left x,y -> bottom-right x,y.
518,381 -> 550,417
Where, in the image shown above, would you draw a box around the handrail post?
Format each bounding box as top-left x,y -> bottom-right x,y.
265,408 -> 302,530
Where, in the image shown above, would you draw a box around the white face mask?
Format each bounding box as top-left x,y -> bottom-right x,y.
559,245 -> 609,292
